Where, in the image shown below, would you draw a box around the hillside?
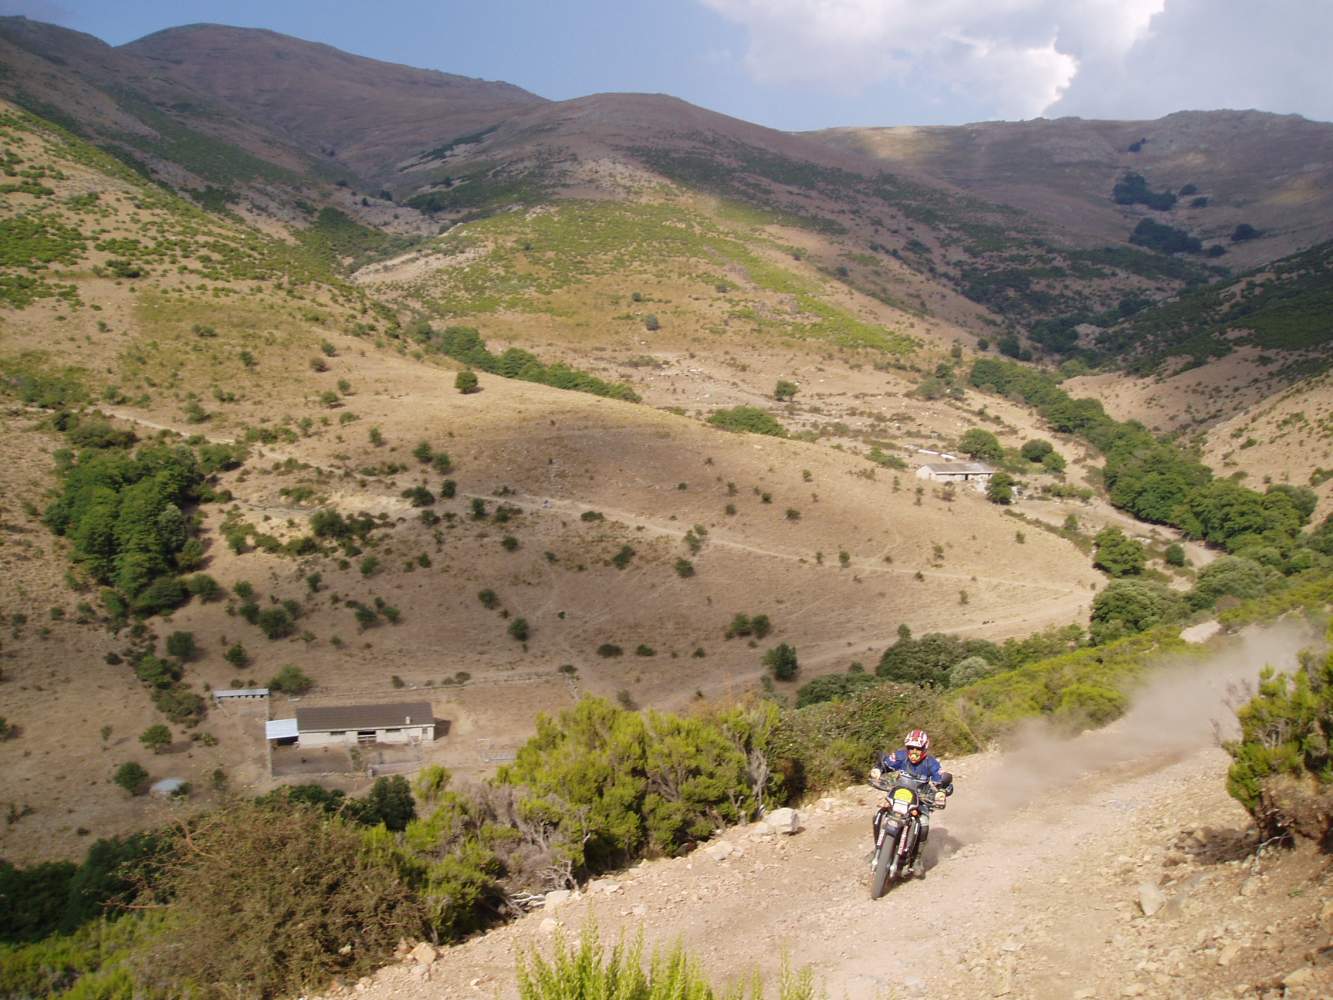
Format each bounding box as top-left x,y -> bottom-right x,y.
2,19 -> 1333,999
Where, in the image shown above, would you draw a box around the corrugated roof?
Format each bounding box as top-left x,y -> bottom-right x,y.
266,718 -> 298,740
215,687 -> 269,699
921,462 -> 994,474
295,701 -> 434,733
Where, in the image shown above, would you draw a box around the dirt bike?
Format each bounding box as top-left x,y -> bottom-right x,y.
868,770 -> 951,899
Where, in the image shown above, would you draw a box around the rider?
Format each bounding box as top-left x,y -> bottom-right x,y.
870,728 -> 953,851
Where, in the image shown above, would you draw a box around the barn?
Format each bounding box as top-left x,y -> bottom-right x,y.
914,461 -> 995,486
266,701 -> 436,748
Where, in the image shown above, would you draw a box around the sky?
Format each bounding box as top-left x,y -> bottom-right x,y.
3,0 -> 1330,130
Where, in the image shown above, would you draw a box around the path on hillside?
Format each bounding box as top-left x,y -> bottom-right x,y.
323,625 -> 1329,1000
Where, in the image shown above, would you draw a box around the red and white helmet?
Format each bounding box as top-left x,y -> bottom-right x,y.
904,729 -> 930,752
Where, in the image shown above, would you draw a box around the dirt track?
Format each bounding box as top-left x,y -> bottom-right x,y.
319,624 -> 1333,1000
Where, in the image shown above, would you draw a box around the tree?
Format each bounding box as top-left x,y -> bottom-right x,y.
1020,439 -> 1053,462
1164,543 -> 1186,567
113,761 -> 149,795
959,428 -> 1003,462
878,633 -> 1000,687
1093,527 -> 1146,577
359,776 -> 417,832
774,379 -> 798,402
269,664 -> 314,695
164,631 -> 197,661
1090,579 -> 1186,645
762,643 -> 799,681
455,369 -> 480,394
986,472 -> 1014,504
508,617 -> 530,642
1188,556 -> 1271,610
139,724 -> 171,754
257,606 -> 295,640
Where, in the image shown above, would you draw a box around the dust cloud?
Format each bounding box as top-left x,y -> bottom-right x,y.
935,620 -> 1322,849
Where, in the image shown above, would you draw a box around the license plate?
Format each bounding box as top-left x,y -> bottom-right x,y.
892,800 -> 909,814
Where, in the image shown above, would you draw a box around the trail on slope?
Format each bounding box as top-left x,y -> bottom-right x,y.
332,622 -> 1315,1000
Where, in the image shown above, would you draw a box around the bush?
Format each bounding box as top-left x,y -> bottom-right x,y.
611,545 -> 635,569
257,606 -> 295,640
1129,218 -> 1202,254
455,369 -> 480,394
140,802 -> 424,998
763,643 -> 799,681
269,664 -> 314,695
674,558 -> 695,578
774,379 -> 798,402
113,762 -> 148,795
1020,439 -> 1053,462
138,724 -> 171,754
1189,555 -> 1271,609
1164,543 -> 1186,567
795,671 -> 877,707
1231,223 -> 1260,242
596,644 -> 623,658
1093,526 -> 1146,577
224,643 -> 250,668
878,633 -> 1000,688
1090,579 -> 1186,644
508,617 -> 530,642
707,406 -> 787,437
164,631 -> 197,661
643,314 -> 660,331
959,428 -> 1003,462
184,574 -> 223,601
1225,643 -> 1333,843
986,472 -> 1014,504
1053,683 -> 1129,730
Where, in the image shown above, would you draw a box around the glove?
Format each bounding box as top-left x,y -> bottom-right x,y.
869,767 -> 882,781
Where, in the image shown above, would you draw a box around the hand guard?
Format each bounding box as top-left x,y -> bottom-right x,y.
933,790 -> 947,809
869,767 -> 882,781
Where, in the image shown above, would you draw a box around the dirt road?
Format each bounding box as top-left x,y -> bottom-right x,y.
318,624 -> 1332,1000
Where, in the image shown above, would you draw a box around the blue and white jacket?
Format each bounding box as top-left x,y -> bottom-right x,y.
876,749 -> 953,793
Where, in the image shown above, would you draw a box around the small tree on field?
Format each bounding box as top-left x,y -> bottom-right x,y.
1021,439 -> 1053,462
774,379 -> 798,402
114,761 -> 149,795
455,369 -> 480,394
986,472 -> 1014,504
165,631 -> 198,661
960,428 -> 1003,462
508,617 -> 530,642
269,664 -> 314,695
1093,526 -> 1145,577
763,643 -> 799,681
140,724 -> 172,754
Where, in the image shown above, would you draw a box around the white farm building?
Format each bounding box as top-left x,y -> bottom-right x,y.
915,461 -> 995,487
267,701 -> 436,748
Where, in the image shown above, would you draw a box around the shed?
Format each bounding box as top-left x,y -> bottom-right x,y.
293,701 -> 435,748
915,461 -> 995,486
214,687 -> 269,704
265,718 -> 299,742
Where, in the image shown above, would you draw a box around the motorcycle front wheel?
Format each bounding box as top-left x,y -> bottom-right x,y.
870,841 -> 892,899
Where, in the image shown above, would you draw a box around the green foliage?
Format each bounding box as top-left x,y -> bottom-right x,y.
141,801 -> 424,998
877,633 -> 1001,688
360,776 -> 417,832
725,613 -> 772,639
611,545 -> 635,570
256,606 -> 295,640
763,643 -> 799,682
1090,579 -> 1187,645
295,208 -> 418,273
1188,556 -> 1272,610
1112,173 -> 1177,211
1093,526 -> 1146,577
795,670 -> 878,707
498,697 -> 779,871
508,617 -> 530,642
516,926 -> 818,1000
43,443 -> 207,610
774,379 -> 798,402
959,428 -> 1003,461
419,326 -> 639,402
986,472 -> 1014,504
269,664 -> 314,695
1020,439 -> 1053,462
112,762 -> 148,796
138,725 -> 171,754
455,369 -> 480,394
223,643 -> 249,669
707,406 -> 787,437
1225,643 -> 1332,841
1129,218 -> 1202,255
1164,543 -> 1186,567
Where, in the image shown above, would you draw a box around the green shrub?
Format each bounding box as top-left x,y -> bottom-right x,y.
1089,579 -> 1186,644
257,606 -> 295,640
139,724 -> 171,754
774,379 -> 798,401
269,664 -> 314,695
986,472 -> 1014,504
1053,683 -> 1129,730
1225,641 -> 1332,843
1189,555 -> 1271,609
707,406 -> 787,437
1164,543 -> 1186,567
763,643 -> 799,681
611,545 -> 635,569
597,644 -> 623,658
959,428 -> 1003,461
113,762 -> 148,796
224,643 -> 250,668
1093,526 -> 1146,577
164,631 -> 197,661
508,617 -> 530,642
674,558 -> 695,578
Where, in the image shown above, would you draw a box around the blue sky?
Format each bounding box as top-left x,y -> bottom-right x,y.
4,0 -> 1330,129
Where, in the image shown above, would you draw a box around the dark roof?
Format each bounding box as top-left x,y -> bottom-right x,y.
296,701 -> 433,732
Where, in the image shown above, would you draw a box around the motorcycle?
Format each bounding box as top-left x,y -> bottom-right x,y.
867,769 -> 952,899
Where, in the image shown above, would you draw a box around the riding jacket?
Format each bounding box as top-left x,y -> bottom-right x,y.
876,749 -> 953,793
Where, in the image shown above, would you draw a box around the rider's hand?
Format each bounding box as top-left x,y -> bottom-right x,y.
869,767 -> 882,781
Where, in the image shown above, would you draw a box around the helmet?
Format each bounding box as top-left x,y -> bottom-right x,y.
904,729 -> 930,752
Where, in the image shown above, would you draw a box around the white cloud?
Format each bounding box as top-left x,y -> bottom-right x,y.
698,0 -> 1333,124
